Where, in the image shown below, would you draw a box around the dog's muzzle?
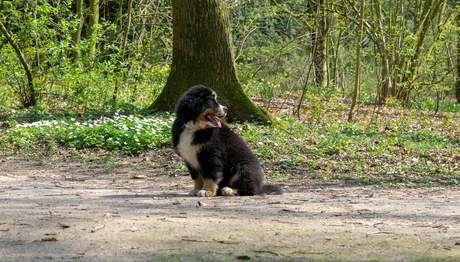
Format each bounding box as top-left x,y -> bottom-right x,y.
218,105 -> 228,118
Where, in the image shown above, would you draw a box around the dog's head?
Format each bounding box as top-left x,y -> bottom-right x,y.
176,85 -> 228,129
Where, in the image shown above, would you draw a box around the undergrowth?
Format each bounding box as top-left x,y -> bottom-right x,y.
0,110 -> 173,154
0,99 -> 459,187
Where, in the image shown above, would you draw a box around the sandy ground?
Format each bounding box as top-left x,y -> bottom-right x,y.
1,152 -> 460,262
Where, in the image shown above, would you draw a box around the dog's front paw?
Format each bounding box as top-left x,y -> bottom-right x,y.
196,190 -> 211,197
221,187 -> 235,196
189,189 -> 201,196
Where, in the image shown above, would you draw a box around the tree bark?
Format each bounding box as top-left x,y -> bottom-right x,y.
312,0 -> 328,88
87,0 -> 100,56
72,0 -> 84,62
148,0 -> 271,123
121,0 -> 133,60
348,0 -> 364,122
456,0 -> 460,103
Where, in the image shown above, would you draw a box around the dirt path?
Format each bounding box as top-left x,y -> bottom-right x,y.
1,153 -> 460,261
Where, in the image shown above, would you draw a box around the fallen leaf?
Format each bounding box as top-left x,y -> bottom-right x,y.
132,175 -> 146,179
454,155 -> 460,161
58,222 -> 70,229
198,201 -> 207,206
91,225 -> 105,233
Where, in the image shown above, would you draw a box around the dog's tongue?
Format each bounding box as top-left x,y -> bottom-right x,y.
206,114 -> 222,128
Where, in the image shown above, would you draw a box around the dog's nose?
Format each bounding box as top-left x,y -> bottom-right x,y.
223,106 -> 228,114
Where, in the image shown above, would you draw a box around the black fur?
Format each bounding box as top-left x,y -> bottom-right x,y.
172,85 -> 283,196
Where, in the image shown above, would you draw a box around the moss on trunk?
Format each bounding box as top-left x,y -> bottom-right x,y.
148,0 -> 271,124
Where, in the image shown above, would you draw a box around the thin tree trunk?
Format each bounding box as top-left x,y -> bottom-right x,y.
348,0 -> 364,122
455,0 -> 460,103
0,19 -> 36,107
72,0 -> 84,62
312,0 -> 328,88
87,0 -> 100,56
148,0 -> 271,123
297,38 -> 318,119
121,0 -> 134,60
332,28 -> 344,89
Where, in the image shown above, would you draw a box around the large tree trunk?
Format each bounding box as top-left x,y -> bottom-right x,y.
148,0 -> 271,123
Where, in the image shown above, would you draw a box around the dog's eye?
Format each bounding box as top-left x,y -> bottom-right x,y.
210,95 -> 215,100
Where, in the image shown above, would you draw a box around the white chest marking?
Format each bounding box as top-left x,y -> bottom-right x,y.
177,127 -> 202,170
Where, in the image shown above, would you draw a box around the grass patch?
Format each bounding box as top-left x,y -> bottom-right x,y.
1,98 -> 459,187
235,112 -> 460,187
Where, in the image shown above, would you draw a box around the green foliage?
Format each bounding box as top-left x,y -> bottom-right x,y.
0,0 -> 171,108
0,94 -> 459,187
1,0 -> 459,111
0,0 -> 459,189
1,111 -> 173,154
235,108 -> 459,187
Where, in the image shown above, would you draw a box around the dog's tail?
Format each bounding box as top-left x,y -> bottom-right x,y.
261,184 -> 283,195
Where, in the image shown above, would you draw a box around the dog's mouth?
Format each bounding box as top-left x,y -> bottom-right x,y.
205,114 -> 222,128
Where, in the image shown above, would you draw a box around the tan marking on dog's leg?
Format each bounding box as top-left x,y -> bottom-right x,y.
189,173 -> 204,196
197,178 -> 219,197
194,173 -> 204,189
221,187 -> 238,196
228,173 -> 239,187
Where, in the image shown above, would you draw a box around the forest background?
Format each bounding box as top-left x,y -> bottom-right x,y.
0,0 -> 459,187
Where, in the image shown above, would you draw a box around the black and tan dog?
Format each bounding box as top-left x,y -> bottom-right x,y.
172,85 -> 283,197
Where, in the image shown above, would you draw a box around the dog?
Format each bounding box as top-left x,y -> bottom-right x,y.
172,85 -> 283,197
